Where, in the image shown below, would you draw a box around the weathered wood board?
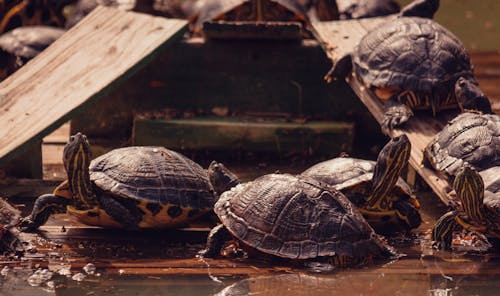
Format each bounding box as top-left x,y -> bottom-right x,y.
0,7 -> 188,166
312,17 -> 455,204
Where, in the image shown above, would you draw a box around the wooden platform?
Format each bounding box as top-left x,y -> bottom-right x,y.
312,17 -> 457,204
0,7 -> 187,173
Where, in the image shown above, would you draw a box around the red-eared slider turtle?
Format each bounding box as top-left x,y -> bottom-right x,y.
199,173 -> 397,267
0,0 -> 75,34
0,25 -> 64,80
327,3 -> 492,134
19,133 -> 239,231
432,165 -> 500,250
423,112 -> 500,177
0,198 -> 23,254
301,135 -> 421,231
336,0 -> 399,20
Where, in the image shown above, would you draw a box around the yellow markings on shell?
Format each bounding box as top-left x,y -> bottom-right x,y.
374,86 -> 398,101
0,1 -> 25,33
67,205 -> 122,228
136,200 -> 209,228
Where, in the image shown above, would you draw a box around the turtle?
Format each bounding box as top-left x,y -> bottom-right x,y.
326,1 -> 492,134
198,173 -> 397,267
190,0 -> 310,36
0,25 -> 65,80
0,0 -> 75,34
432,165 -> 500,250
336,0 -> 400,20
0,198 -> 23,254
19,132 -> 240,231
301,134 -> 421,232
423,112 -> 500,177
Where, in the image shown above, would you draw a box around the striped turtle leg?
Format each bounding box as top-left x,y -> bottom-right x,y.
19,194 -> 71,232
432,211 -> 460,250
198,224 -> 232,258
393,199 -> 422,230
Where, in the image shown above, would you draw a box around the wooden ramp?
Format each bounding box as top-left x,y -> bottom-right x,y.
0,7 -> 187,167
312,17 -> 454,204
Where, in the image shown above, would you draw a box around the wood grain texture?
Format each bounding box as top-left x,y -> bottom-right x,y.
0,6 -> 188,166
312,17 -> 455,204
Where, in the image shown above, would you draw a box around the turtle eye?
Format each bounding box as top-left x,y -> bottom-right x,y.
458,78 -> 466,88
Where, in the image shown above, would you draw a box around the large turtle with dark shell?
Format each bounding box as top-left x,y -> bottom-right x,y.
20,133 -> 239,231
432,165 -> 500,250
0,25 -> 64,80
301,134 -> 421,232
336,0 -> 400,20
327,0 -> 492,134
199,173 -> 397,267
424,112 -> 500,177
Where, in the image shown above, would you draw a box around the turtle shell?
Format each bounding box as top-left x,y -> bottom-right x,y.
89,146 -> 216,210
337,0 -> 400,19
215,173 -> 392,259
424,112 -> 500,176
354,17 -> 474,93
301,157 -> 414,206
480,167 -> 500,216
0,26 -> 64,59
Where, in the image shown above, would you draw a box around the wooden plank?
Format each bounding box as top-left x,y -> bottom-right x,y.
133,117 -> 354,155
312,17 -> 455,204
0,7 -> 188,166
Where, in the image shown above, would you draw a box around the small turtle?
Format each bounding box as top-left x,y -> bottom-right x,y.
0,26 -> 64,80
0,198 -> 23,254
302,134 -> 421,231
199,173 -> 397,267
336,0 -> 400,20
20,133 -> 239,231
0,0 -> 75,34
423,112 -> 500,177
327,1 -> 492,134
432,165 -> 500,250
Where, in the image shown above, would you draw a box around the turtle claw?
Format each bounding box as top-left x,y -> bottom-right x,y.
381,106 -> 413,135
18,217 -> 40,232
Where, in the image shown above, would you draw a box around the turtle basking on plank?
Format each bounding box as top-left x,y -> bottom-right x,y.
301,134 -> 421,232
0,25 -> 64,80
0,198 -> 23,254
423,112 -> 500,177
199,173 -> 397,267
432,165 -> 500,250
20,133 -> 239,231
326,1 -> 492,134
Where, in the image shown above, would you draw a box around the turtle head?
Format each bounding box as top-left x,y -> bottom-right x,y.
366,134 -> 411,209
453,165 -> 485,224
208,161 -> 240,197
455,77 -> 492,114
63,132 -> 91,173
63,133 -> 95,206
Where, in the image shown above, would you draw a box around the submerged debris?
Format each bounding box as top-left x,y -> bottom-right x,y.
27,269 -> 53,287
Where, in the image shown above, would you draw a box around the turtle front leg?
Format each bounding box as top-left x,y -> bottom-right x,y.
198,224 -> 231,258
381,102 -> 414,135
393,199 -> 422,230
19,194 -> 71,232
432,211 -> 460,250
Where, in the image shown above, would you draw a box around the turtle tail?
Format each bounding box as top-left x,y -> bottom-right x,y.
399,0 -> 439,19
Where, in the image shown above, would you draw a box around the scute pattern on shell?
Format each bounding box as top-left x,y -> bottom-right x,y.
354,17 -> 474,93
480,167 -> 500,216
424,113 -> 500,176
89,147 -> 216,209
215,174 -> 389,259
